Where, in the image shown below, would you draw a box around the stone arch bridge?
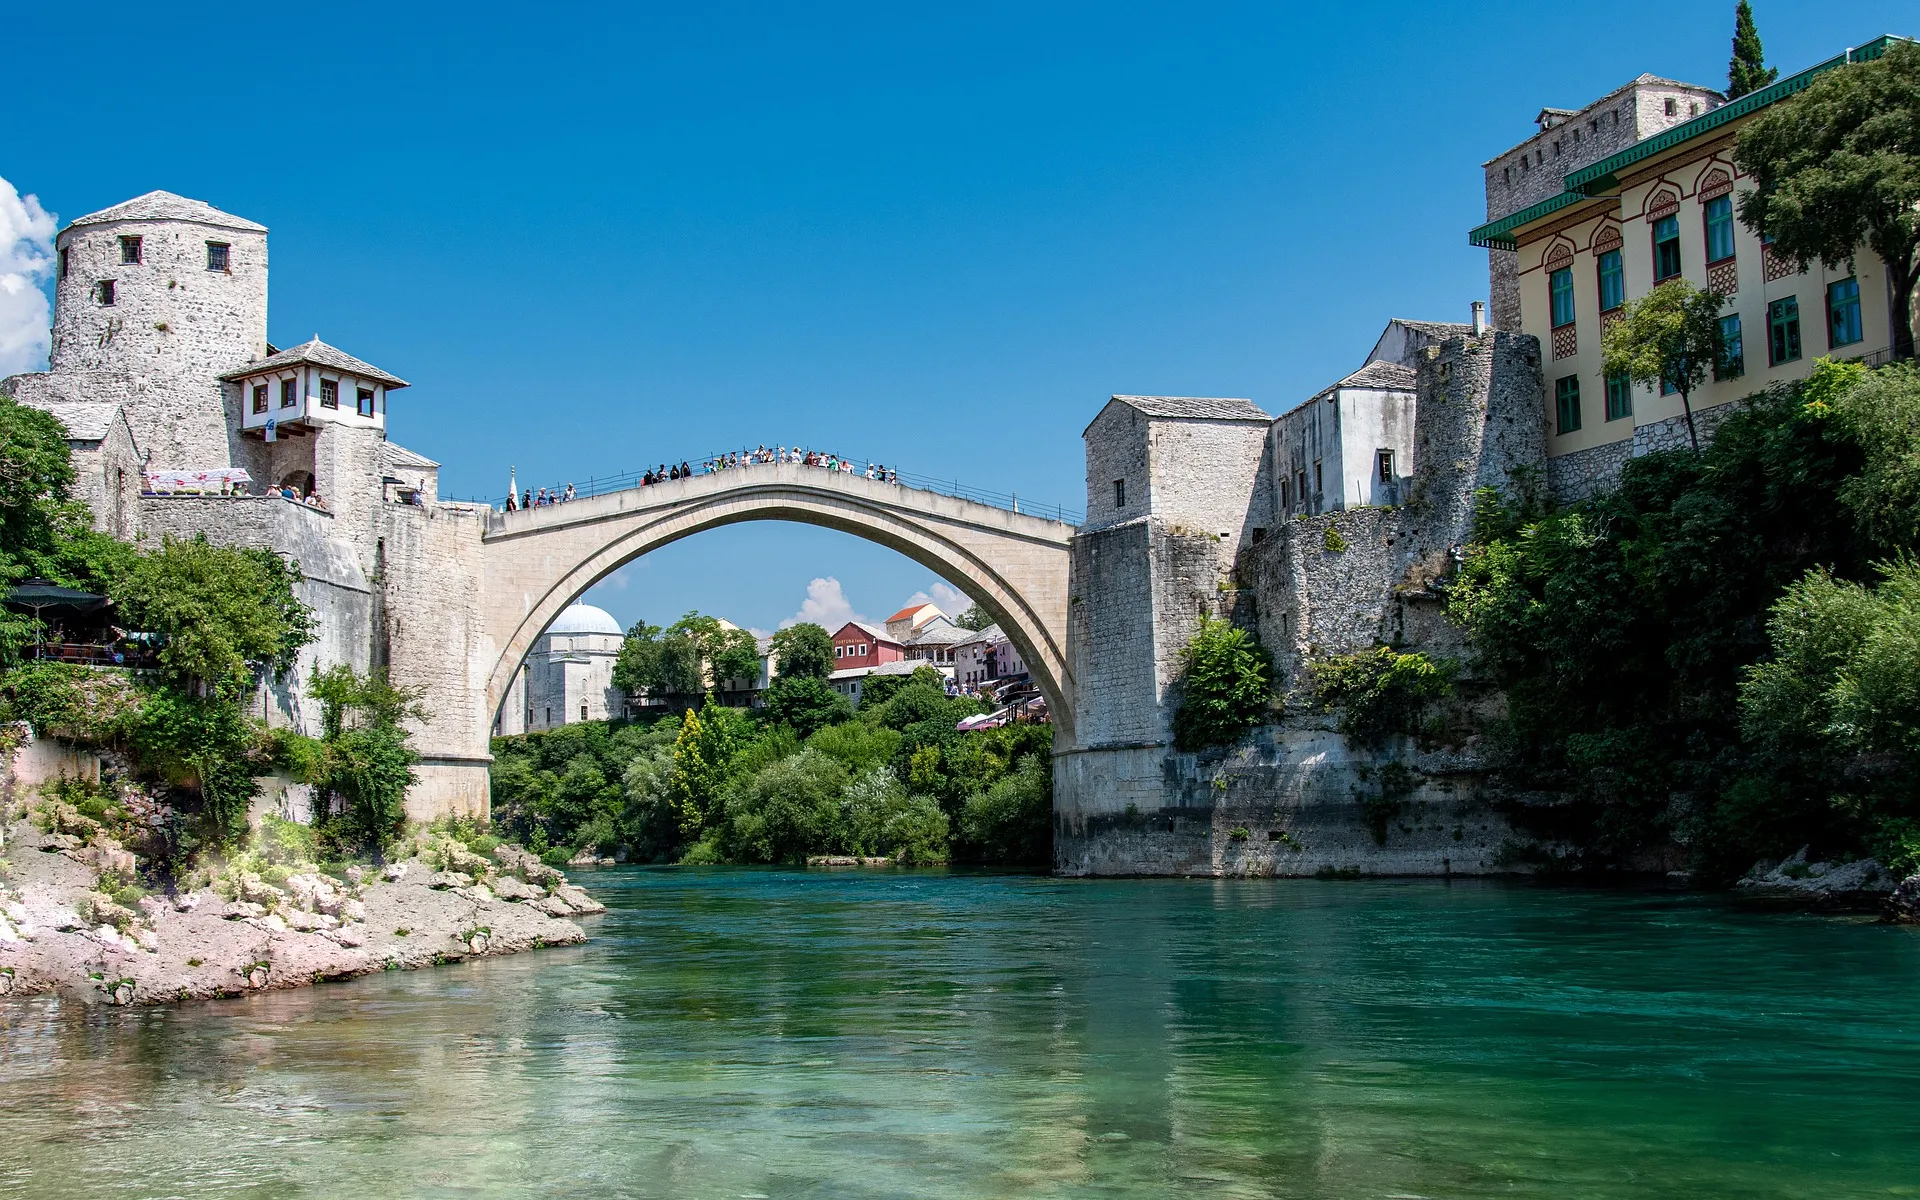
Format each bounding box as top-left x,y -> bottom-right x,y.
476,463 -> 1077,741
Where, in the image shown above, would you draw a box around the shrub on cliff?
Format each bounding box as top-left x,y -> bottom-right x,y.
1442,360 -> 1906,876
1171,618 -> 1274,752
1307,647 -> 1456,746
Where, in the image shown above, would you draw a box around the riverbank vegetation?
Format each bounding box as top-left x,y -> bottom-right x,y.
1445,360 -> 1920,879
489,664 -> 1053,867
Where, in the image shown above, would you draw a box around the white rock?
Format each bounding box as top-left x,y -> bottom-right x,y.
172,892 -> 202,913
0,914 -> 17,943
341,899 -> 366,922
383,863 -> 410,882
263,914 -> 288,933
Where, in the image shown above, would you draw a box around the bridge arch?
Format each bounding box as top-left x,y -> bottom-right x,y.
477,464 -> 1076,742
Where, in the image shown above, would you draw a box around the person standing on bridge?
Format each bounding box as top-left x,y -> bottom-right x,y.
564,483 -> 576,502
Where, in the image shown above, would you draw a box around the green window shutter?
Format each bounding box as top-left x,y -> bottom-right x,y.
1827,278 -> 1862,347
1704,196 -> 1735,263
1769,297 -> 1801,365
1653,215 -> 1682,281
1716,314 -> 1744,380
1555,375 -> 1582,434
1550,268 -> 1575,328
1597,250 -> 1624,311
1605,372 -> 1633,421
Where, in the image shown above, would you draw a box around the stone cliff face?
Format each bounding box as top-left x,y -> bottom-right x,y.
1056,331 -> 1547,877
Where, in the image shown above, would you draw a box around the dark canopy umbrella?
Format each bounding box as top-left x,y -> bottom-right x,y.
5,578 -> 111,650
3,578 -> 110,614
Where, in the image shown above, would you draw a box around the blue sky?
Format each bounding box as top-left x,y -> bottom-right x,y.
2,1 -> 1908,633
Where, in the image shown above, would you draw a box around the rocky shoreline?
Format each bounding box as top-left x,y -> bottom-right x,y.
0,821 -> 606,1007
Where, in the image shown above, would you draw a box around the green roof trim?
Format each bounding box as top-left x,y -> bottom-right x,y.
1565,35 -> 1905,196
1468,191 -> 1588,250
1467,34 -> 1910,249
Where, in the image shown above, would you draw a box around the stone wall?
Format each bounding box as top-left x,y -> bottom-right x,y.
137,495 -> 374,735
1147,418 -> 1273,553
1058,327 -> 1545,875
1081,402 -> 1150,531
379,501 -> 497,819
51,217 -> 267,470
1544,393 -> 1751,504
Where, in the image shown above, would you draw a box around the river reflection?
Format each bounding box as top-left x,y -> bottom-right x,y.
3,870 -> 1919,1198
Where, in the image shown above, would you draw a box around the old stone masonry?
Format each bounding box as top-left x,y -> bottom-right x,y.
6,191 -> 1555,876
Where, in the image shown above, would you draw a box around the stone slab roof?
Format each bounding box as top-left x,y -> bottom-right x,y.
66,190 -> 267,234
381,441 -> 440,470
1109,395 -> 1271,422
1331,360 -> 1417,393
220,338 -> 410,389
1388,320 -> 1472,340
21,398 -> 121,442
906,619 -> 972,647
954,623 -> 1004,649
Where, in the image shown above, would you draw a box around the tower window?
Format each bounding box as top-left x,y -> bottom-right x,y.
320,379 -> 339,408
1376,450 -> 1394,483
252,384 -> 269,414
281,378 -> 298,407
206,242 -> 230,272
580,704 -> 588,721
59,247 -> 69,279
96,279 -> 116,306
119,236 -> 142,264
357,387 -> 375,417
1113,478 -> 1126,508
1664,97 -> 1677,117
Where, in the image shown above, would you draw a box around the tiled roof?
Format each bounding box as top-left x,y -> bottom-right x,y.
1388,320 -> 1472,340
20,398 -> 121,441
885,603 -> 939,625
1332,360 -> 1417,392
906,620 -> 971,647
380,441 -> 439,470
953,623 -> 1004,649
219,338 -> 409,388
836,620 -> 895,644
66,190 -> 267,234
1109,395 -> 1271,422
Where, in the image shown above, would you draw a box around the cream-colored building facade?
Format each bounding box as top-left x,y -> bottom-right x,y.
1472,35 -> 1912,496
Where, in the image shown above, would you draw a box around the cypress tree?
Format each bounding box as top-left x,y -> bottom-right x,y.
1727,1 -> 1778,99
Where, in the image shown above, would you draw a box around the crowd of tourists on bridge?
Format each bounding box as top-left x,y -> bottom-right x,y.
502,446 -> 901,512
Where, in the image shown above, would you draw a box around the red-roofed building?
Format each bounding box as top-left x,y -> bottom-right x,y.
832,620 -> 904,669
883,602 -> 944,640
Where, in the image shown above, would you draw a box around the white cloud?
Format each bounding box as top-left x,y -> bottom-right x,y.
900,581 -> 973,616
0,178 -> 55,377
780,576 -> 868,631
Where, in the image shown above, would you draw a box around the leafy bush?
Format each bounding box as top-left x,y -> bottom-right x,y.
959,756 -> 1051,866
1170,618 -> 1274,751
762,675 -> 851,736
1441,362 -> 1907,876
1308,647 -> 1456,746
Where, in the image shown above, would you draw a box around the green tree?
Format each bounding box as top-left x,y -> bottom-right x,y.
612,612 -> 758,699
958,755 -> 1052,866
303,665 -> 427,856
860,664 -> 948,710
954,603 -> 993,632
115,535 -> 313,694
763,674 -> 852,736
1829,361 -> 1920,551
1600,280 -> 1727,451
1725,1 -> 1777,99
1170,618 -> 1274,751
0,393 -> 136,661
668,699 -> 745,834
768,621 -> 835,679
1735,39 -> 1920,360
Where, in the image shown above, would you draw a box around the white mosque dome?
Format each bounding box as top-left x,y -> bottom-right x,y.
547,603 -> 623,637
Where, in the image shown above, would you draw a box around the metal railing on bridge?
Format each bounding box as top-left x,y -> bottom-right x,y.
454,452 -> 1084,526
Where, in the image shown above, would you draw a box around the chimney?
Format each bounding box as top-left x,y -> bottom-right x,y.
1471,300 -> 1487,336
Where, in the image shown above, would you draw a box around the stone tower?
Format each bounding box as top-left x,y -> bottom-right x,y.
50,191 -> 269,469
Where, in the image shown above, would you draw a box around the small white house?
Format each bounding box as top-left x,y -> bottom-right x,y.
1270,359 -> 1417,517
224,337 -> 408,440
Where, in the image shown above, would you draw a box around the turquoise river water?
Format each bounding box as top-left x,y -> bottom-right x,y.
3,868 -> 1919,1198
